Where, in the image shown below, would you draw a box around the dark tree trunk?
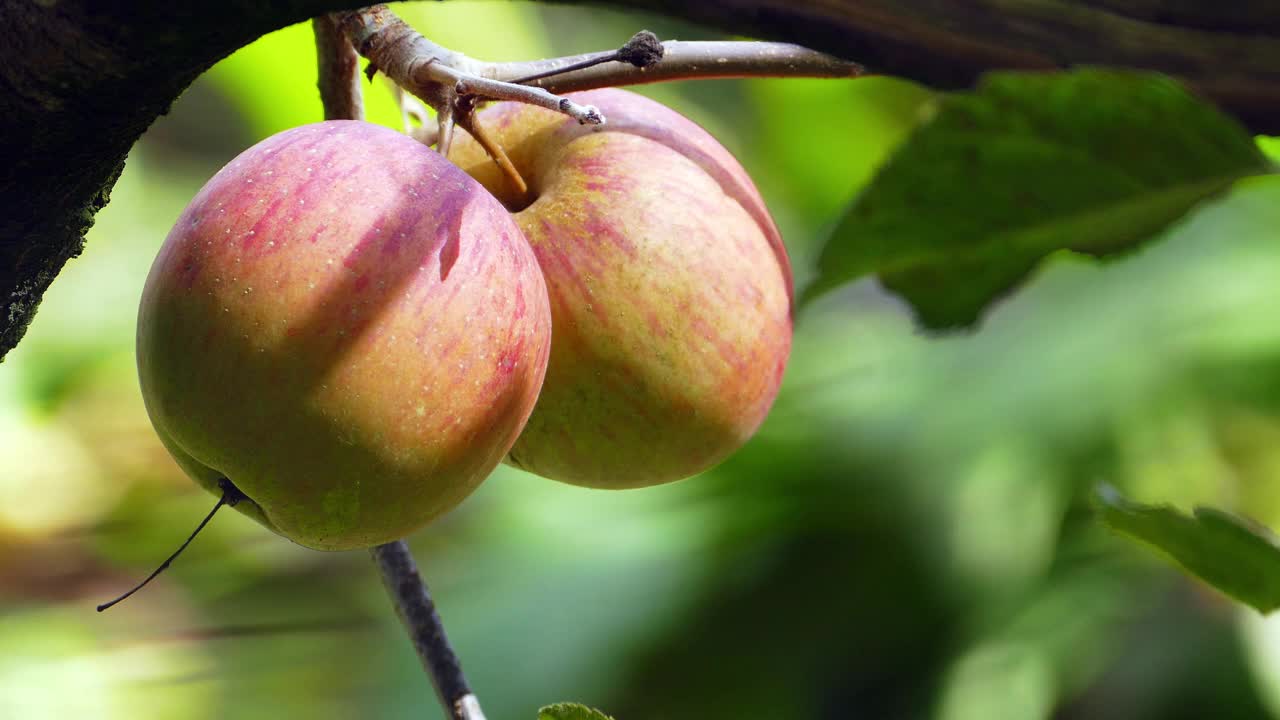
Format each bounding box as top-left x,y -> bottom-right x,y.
2,0 -> 1277,359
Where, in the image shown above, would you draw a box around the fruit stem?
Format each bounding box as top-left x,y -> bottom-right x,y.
96,478 -> 244,612
370,541 -> 486,720
455,106 -> 530,197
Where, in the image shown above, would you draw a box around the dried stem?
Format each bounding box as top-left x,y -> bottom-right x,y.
444,67 -> 604,125
455,107 -> 529,198
313,18 -> 486,720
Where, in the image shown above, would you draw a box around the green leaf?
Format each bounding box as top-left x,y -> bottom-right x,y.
1094,485 -> 1280,614
538,702 -> 616,720
804,69 -> 1274,328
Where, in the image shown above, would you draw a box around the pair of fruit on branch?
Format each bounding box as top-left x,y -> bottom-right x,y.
135,10 -> 852,552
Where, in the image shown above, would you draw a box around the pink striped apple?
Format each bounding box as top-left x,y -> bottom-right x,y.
452,89 -> 793,488
137,121 -> 551,550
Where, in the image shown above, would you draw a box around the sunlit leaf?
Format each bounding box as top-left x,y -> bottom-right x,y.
1095,485 -> 1280,614
805,70 -> 1274,328
538,702 -> 616,720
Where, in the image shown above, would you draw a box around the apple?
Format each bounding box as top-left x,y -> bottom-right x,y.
137,120 -> 551,550
451,89 -> 793,488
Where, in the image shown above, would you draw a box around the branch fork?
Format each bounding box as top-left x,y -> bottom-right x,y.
335,3 -> 860,179
338,6 -> 606,136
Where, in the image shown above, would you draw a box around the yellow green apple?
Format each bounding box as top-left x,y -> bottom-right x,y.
137,120 -> 551,550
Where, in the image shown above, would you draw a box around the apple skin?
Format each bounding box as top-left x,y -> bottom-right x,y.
137,121 -> 551,550
451,89 -> 793,489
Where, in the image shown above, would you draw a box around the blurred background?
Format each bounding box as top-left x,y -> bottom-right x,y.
4,3 -> 1280,718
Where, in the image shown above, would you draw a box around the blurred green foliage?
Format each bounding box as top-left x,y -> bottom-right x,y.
1096,485 -> 1280,613
806,70 -> 1274,327
3,3 -> 1280,719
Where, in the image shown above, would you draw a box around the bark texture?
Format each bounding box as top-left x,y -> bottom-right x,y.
2,0 -> 1278,359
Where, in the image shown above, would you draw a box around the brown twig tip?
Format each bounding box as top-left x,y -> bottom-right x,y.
560,98 -> 604,124
618,30 -> 664,68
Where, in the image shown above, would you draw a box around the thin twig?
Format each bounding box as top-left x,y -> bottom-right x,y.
507,30 -> 665,84
507,49 -> 623,85
445,68 -> 603,125
371,542 -> 485,720
393,83 -> 431,130
313,20 -> 487,720
389,83 -> 439,145
493,40 -> 863,93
